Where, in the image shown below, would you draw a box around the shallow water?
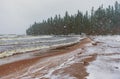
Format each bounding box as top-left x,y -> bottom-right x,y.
0,35 -> 81,58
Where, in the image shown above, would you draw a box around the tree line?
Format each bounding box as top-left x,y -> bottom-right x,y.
26,1 -> 120,35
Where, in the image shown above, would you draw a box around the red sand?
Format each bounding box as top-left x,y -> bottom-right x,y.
0,38 -> 96,79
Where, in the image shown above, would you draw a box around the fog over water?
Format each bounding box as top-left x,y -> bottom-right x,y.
0,0 -> 119,34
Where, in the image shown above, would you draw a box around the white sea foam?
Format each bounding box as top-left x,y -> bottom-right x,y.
0,35 -> 53,40
0,35 -> 53,46
0,45 -> 50,58
0,36 -> 82,58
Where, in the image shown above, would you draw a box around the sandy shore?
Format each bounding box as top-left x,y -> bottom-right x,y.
0,38 -> 96,79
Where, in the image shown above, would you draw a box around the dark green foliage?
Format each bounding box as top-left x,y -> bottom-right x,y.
26,1 -> 120,35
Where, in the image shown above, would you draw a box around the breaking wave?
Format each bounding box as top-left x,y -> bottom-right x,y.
0,35 -> 81,58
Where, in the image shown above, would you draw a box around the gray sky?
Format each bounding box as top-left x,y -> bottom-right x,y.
0,0 -> 119,34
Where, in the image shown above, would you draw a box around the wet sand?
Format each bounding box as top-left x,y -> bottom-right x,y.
0,38 -> 96,79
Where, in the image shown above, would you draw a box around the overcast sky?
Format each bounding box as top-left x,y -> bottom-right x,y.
0,0 -> 119,34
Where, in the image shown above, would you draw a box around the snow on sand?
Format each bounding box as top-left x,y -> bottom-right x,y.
86,35 -> 120,79
0,35 -> 120,79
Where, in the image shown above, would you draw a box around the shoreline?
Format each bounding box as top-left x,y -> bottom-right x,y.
0,37 -> 81,59
0,38 -> 96,79
0,37 -> 81,65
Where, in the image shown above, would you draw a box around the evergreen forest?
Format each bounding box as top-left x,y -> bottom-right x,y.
26,1 -> 120,35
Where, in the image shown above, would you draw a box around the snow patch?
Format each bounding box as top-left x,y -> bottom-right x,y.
86,35 -> 120,79
86,56 -> 120,79
49,74 -> 77,79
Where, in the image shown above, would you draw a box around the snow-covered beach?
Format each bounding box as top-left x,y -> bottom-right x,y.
86,35 -> 120,79
0,35 -> 120,79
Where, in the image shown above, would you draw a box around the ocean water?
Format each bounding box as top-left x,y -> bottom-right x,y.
0,35 -> 81,58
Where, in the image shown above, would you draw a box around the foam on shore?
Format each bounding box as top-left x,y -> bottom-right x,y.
0,36 -> 82,58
